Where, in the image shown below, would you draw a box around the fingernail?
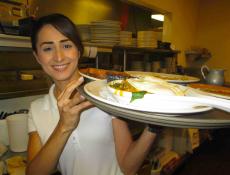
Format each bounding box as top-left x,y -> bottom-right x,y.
80,95 -> 85,100
79,77 -> 84,82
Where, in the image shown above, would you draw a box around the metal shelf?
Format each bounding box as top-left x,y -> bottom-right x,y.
0,34 -> 32,52
0,79 -> 49,99
0,46 -> 31,52
113,46 -> 180,71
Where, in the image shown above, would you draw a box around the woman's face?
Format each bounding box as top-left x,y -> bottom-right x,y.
34,24 -> 80,83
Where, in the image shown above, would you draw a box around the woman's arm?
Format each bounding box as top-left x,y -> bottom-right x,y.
26,78 -> 92,175
113,118 -> 157,175
26,126 -> 72,175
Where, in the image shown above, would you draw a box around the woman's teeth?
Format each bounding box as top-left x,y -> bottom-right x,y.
53,64 -> 68,71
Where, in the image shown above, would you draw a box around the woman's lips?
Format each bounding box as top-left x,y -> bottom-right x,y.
52,63 -> 69,72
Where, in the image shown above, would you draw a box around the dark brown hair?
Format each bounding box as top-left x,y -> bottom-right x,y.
31,13 -> 84,56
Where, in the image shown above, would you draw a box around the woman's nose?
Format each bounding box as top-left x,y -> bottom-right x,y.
54,47 -> 64,62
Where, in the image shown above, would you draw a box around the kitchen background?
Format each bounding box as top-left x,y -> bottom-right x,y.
32,0 -> 230,81
0,0 -> 229,84
0,0 -> 229,136
0,0 -> 230,174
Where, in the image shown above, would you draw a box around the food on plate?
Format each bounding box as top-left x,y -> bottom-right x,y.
127,76 -> 185,96
107,76 -> 185,103
109,79 -> 138,92
189,83 -> 230,97
79,68 -> 130,80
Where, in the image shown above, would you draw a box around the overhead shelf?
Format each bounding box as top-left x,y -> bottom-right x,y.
113,45 -> 180,54
0,79 -> 49,99
0,34 -> 32,51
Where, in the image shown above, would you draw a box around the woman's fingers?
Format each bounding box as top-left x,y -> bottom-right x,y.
66,93 -> 85,108
70,101 -> 93,114
58,77 -> 84,102
60,90 -> 92,112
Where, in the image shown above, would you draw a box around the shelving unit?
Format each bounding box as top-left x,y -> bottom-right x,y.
0,34 -> 31,50
113,46 -> 180,71
0,34 -> 49,99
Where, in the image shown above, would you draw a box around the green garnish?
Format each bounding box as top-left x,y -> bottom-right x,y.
131,91 -> 147,102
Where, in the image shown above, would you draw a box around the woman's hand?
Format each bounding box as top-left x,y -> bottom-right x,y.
57,77 -> 92,133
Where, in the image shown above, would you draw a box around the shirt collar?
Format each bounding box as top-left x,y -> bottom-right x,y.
48,84 -> 58,110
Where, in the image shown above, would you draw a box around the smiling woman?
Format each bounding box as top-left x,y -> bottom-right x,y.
30,14 -> 83,89
26,13 -> 158,175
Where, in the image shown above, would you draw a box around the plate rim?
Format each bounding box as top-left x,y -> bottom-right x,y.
125,71 -> 200,83
79,71 -> 102,81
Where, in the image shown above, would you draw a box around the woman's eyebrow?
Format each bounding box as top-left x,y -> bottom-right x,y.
60,39 -> 70,43
39,39 -> 70,47
40,41 -> 53,47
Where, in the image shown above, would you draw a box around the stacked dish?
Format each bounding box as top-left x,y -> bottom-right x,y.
137,31 -> 158,48
90,20 -> 121,47
131,61 -> 144,71
76,24 -> 91,42
119,31 -> 133,46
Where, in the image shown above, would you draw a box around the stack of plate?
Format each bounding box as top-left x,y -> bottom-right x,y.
90,20 -> 121,47
76,24 -> 91,42
132,38 -> 137,47
119,31 -> 132,46
131,61 -> 144,71
137,31 -> 158,48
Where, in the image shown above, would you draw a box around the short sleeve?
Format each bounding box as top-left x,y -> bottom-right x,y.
28,109 -> 36,133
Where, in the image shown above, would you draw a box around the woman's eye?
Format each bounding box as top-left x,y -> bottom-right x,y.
63,44 -> 72,49
43,47 -> 52,52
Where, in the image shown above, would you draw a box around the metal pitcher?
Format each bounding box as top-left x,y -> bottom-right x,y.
201,65 -> 225,85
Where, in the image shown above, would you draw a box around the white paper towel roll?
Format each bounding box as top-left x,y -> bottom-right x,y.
83,46 -> 98,58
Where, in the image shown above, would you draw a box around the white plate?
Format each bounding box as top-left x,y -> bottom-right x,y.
84,80 -> 213,114
126,71 -> 200,83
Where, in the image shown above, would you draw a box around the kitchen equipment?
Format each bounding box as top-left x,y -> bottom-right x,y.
6,113 -> 28,152
201,65 -> 225,85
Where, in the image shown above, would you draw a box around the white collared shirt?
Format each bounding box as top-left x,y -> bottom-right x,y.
28,84 -> 123,175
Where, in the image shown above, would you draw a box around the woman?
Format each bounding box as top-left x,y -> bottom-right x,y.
26,13 -> 158,175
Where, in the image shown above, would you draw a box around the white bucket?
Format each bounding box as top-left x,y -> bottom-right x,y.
6,114 -> 28,152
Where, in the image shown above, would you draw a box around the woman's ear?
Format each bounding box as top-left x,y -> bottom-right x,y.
33,51 -> 41,65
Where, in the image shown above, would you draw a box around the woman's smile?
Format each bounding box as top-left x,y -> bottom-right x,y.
52,63 -> 70,72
